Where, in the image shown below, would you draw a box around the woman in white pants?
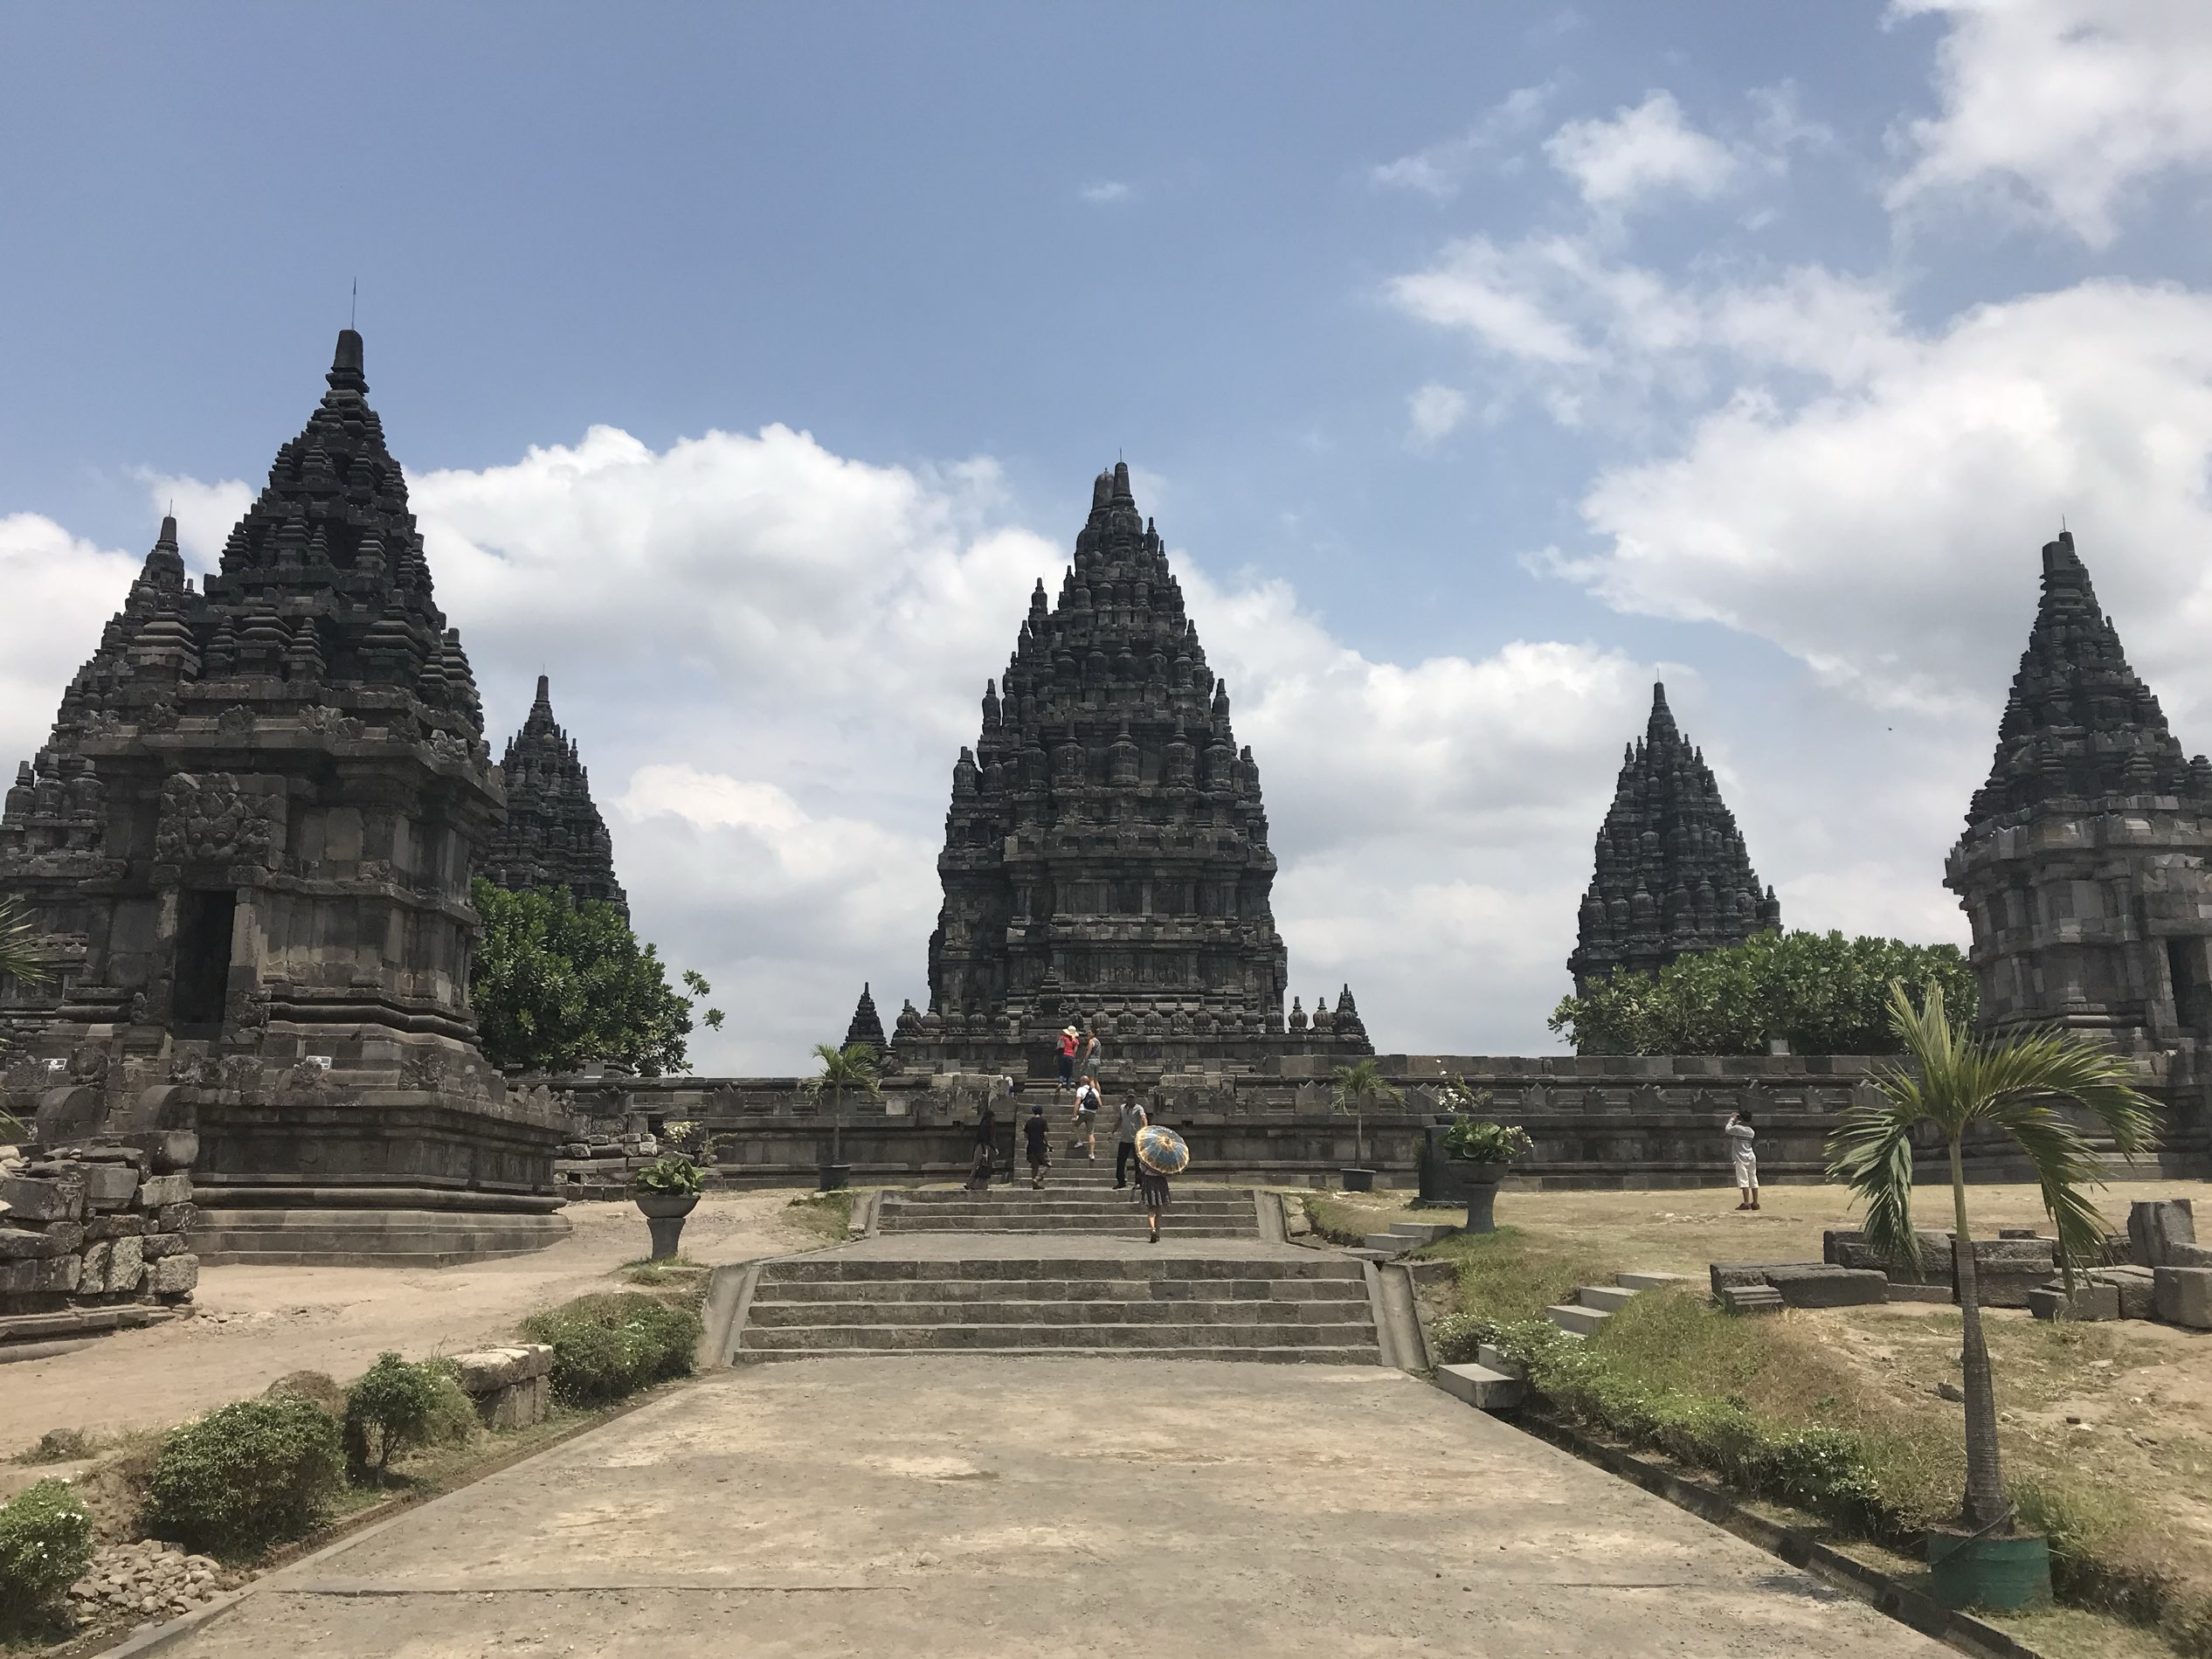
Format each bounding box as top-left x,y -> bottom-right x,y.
1724,1110 -> 1759,1211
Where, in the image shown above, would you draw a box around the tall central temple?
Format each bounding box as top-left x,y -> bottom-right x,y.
891,463 -> 1370,1077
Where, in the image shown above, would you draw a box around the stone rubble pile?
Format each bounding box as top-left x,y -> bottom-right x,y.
66,1539 -> 232,1623
1715,1198 -> 2211,1327
0,1137 -> 200,1338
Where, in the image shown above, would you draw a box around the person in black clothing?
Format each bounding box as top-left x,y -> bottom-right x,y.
1023,1102 -> 1050,1188
966,1101 -> 996,1193
1136,1159 -> 1171,1242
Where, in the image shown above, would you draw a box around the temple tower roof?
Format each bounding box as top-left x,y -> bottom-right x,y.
1966,530 -> 2212,827
479,674 -> 628,918
1568,681 -> 1780,995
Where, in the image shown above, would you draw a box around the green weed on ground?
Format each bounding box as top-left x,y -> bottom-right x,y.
1426,1226 -> 2212,1653
784,1190 -> 854,1242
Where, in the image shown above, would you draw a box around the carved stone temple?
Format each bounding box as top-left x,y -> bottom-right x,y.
1947,531 -> 2212,1092
0,330 -> 566,1263
1568,682 -> 1781,996
890,462 -> 1371,1079
478,674 -> 628,918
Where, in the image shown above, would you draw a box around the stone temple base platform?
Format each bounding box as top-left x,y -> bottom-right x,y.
191,1192 -> 570,1268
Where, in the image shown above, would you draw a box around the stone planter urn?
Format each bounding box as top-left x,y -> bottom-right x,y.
635,1192 -> 699,1261
1339,1167 -> 1376,1193
1457,1163 -> 1507,1233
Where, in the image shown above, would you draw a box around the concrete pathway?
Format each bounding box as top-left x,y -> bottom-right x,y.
162,1357 -> 1948,1657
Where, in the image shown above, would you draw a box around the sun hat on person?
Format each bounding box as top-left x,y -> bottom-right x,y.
1062,1026 -> 1078,1037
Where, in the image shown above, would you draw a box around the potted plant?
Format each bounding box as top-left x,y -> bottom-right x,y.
632,1154 -> 705,1261
805,1041 -> 881,1192
1828,981 -> 2157,1613
1440,1117 -> 1534,1233
1330,1059 -> 1400,1192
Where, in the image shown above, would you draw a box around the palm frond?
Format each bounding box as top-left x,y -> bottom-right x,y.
1826,1093 -> 1925,1275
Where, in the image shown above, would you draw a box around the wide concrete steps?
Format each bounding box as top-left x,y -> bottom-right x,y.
731,1254 -> 1379,1365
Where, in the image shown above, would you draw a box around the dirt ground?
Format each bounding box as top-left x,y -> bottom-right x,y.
0,1191 -> 833,1467
1337,1176 -> 2212,1283
154,1357 -> 1953,1659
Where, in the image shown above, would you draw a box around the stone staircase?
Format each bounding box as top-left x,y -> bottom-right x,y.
1435,1270 -> 1690,1413
727,1254 -> 1379,1363
1356,1219 -> 1458,1260
874,1171 -> 1263,1241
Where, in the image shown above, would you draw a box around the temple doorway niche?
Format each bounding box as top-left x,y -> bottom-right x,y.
172,888 -> 238,1027
2169,937 -> 2212,1040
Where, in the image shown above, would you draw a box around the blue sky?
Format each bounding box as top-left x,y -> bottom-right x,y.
8,3 -> 2212,1069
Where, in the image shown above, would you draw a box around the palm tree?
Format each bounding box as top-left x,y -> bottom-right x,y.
1330,1058 -> 1402,1171
1827,981 -> 2157,1535
805,1041 -> 881,1169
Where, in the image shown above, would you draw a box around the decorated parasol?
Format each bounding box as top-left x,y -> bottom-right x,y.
1135,1123 -> 1190,1176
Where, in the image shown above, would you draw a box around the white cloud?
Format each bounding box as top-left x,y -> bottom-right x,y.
1544,91 -> 1739,211
1372,84 -> 1554,197
1079,180 -> 1131,204
137,473 -> 253,571
1560,280 -> 2212,725
0,515 -> 142,773
1406,383 -> 1469,447
1889,0 -> 2212,245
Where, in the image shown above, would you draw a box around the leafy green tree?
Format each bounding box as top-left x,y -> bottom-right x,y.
1330,1058 -> 1401,1169
805,1041 -> 881,1166
468,881 -> 724,1076
1827,982 -> 2157,1534
1549,930 -> 1976,1056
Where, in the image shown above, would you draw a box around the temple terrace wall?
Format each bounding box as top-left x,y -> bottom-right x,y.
549,1054 -> 2212,1194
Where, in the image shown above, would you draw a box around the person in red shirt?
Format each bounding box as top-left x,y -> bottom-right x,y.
1056,1026 -> 1079,1091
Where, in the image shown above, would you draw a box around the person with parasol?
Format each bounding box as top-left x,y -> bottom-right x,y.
1133,1123 -> 1189,1243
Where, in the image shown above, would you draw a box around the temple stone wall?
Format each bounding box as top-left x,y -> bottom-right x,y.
550,1053 -> 2211,1192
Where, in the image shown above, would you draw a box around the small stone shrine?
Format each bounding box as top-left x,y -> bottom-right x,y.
477,674 -> 628,917
0,329 -> 566,1263
1568,682 -> 1781,996
892,462 -> 1372,1079
1947,531 -> 2212,1083
842,983 -> 887,1058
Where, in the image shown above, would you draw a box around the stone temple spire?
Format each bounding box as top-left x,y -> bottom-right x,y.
1965,530 -> 2209,826
1568,682 -> 1780,995
1948,530 -> 2212,1056
896,460 -> 1367,1076
843,983 -> 887,1055
479,674 -> 628,919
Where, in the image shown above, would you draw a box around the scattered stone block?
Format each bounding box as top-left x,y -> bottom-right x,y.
2029,1281 -> 2119,1322
135,1173 -> 192,1210
2128,1199 -> 2195,1268
1717,1283 -> 1784,1314
78,1163 -> 141,1211
1884,1282 -> 1952,1303
0,1221 -> 84,1260
0,1175 -> 83,1222
155,1202 -> 195,1234
78,1241 -> 113,1296
2153,1266 -> 2212,1330
1969,1237 -> 2057,1309
140,1234 -> 190,1260
450,1343 -> 555,1428
107,1235 -> 145,1294
1762,1264 -> 1889,1308
148,1254 -> 198,1296
83,1213 -> 147,1240
2091,1265 -> 2157,1321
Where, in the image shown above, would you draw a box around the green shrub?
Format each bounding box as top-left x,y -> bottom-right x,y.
0,1479 -> 93,1622
633,1154 -> 705,1197
344,1353 -> 477,1477
1427,1312 -> 1487,1365
142,1394 -> 346,1558
519,1292 -> 702,1407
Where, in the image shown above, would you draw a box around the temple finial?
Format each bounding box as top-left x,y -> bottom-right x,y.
328,327 -> 366,391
